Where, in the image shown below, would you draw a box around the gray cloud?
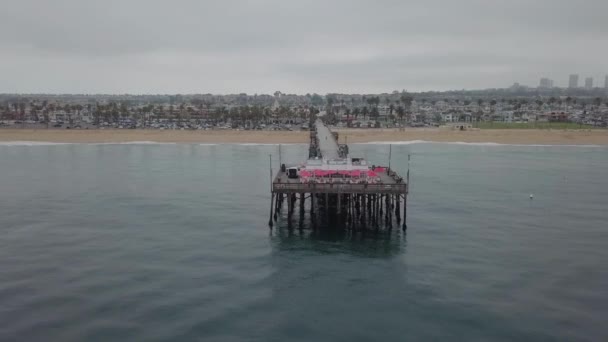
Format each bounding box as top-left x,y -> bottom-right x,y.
1,0 -> 607,94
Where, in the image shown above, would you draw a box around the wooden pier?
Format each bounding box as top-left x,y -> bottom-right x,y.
269,119 -> 409,230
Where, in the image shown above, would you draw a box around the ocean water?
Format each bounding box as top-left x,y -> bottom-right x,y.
1,142 -> 607,341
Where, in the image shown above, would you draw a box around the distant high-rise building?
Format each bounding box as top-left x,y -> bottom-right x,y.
569,74 -> 579,88
585,77 -> 593,89
539,78 -> 553,89
604,75 -> 608,89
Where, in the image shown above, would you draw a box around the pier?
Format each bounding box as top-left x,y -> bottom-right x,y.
269,118 -> 409,230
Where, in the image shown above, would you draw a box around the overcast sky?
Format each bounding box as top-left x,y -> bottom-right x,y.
1,0 -> 606,94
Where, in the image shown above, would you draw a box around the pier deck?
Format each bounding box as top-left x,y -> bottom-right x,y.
273,171 -> 407,194
315,119 -> 340,159
269,118 -> 408,230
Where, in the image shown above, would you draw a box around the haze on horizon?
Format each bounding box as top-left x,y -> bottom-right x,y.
1,0 -> 606,95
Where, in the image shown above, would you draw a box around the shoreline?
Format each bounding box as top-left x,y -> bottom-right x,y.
1,128 -> 608,145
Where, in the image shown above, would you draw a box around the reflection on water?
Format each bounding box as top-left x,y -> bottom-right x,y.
270,225 -> 406,259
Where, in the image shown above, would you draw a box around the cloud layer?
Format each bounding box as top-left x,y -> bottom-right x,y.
1,0 -> 606,94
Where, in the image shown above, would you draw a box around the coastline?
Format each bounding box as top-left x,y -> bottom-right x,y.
1,128 -> 608,145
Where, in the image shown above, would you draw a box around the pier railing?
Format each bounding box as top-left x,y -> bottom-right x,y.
273,182 -> 408,194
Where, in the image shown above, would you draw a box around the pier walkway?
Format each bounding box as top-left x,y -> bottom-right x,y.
315,119 -> 339,159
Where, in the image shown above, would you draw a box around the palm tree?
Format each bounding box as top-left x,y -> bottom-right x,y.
490,100 -> 497,116
94,103 -> 102,127
65,105 -> 73,127
565,96 -> 572,109
399,93 -> 413,126
109,102 -> 119,124
326,95 -> 336,115
371,106 -> 379,121
119,103 -> 129,124
18,102 -> 26,128
178,103 -> 186,126
43,108 -> 50,129
353,107 -> 360,120
396,106 -> 405,125
593,97 -> 601,108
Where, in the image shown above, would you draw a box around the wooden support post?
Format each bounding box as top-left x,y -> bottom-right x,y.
385,194 -> 391,228
299,193 -> 305,215
395,194 -> 401,222
274,193 -> 279,221
346,194 -> 351,227
354,195 -> 357,228
337,193 -> 341,216
325,193 -> 329,223
373,194 -> 377,224
299,193 -> 305,228
362,195 -> 367,225
376,195 -> 380,227
287,194 -> 293,227
311,194 -> 317,230
348,194 -> 356,230
268,192 -> 274,227
375,195 -> 380,227
402,194 -> 407,231
370,195 -> 375,225
371,195 -> 375,224
348,194 -> 355,229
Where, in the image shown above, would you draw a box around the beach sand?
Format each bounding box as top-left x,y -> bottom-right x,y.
1,128 -> 608,145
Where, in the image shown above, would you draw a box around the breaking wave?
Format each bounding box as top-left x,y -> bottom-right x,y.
0,141 -> 72,146
357,141 -> 603,147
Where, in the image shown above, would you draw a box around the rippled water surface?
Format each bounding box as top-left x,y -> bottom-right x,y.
1,143 -> 607,341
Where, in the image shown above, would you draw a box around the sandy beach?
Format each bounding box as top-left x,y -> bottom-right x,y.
1,128 -> 608,145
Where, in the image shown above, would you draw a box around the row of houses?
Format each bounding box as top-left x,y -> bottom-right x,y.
3,100 -> 607,127
330,102 -> 608,126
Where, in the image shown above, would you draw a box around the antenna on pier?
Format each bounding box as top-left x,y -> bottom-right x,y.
388,144 -> 392,170
278,144 -> 282,168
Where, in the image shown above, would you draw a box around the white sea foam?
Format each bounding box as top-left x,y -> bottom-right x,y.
1,140 -> 600,148
234,143 -> 305,146
357,141 -> 603,147
357,140 -> 429,145
96,141 -> 177,145
0,141 -> 176,146
0,141 -> 72,146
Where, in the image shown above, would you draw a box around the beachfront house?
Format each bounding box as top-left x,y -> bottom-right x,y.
49,110 -> 67,122
79,109 -> 94,123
